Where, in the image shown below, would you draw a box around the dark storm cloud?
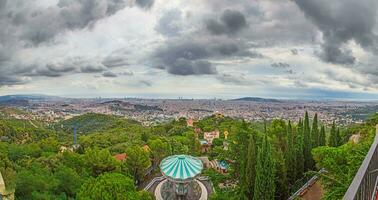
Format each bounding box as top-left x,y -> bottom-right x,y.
212,43 -> 263,58
0,0 -> 6,10
102,57 -> 128,68
167,59 -> 215,76
139,80 -> 152,87
120,71 -> 134,76
33,69 -> 64,77
153,41 -> 214,75
155,9 -> 182,37
206,9 -> 247,36
155,42 -> 209,64
271,63 -> 290,68
102,48 -> 129,68
80,64 -> 107,73
153,41 -> 212,76
294,0 -> 378,64
0,0 -> 152,87
8,62 -> 75,78
46,64 -> 75,73
102,71 -> 118,77
135,0 -> 154,9
291,49 -> 298,55
1,0 -> 129,46
0,75 -> 26,86
319,45 -> 355,65
285,69 -> 295,75
215,43 -> 239,56
152,39 -> 263,76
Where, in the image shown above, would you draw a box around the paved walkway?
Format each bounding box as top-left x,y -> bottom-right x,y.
154,179 -> 168,200
195,179 -> 208,200
301,182 -> 324,200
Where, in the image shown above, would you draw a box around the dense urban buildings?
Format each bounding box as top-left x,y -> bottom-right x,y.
3,96 -> 377,126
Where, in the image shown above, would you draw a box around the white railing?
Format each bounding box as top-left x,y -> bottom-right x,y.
288,168 -> 326,200
343,125 -> 378,200
144,176 -> 165,191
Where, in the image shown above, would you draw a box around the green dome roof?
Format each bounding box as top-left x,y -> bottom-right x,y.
160,155 -> 203,181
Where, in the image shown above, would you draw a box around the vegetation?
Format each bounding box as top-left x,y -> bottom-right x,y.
0,108 -> 376,199
312,114 -> 378,199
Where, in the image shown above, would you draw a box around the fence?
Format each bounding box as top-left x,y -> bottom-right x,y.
343,125 -> 378,200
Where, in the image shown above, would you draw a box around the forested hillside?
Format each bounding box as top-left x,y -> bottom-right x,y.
0,108 -> 376,199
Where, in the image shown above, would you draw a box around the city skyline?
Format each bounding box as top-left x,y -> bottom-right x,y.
0,0 -> 378,99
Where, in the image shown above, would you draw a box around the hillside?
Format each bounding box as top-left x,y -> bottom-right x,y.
230,97 -> 281,103
55,113 -> 141,135
0,95 -> 64,106
0,94 -> 62,101
0,108 -> 376,199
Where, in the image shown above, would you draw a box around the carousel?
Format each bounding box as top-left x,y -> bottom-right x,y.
154,155 -> 208,200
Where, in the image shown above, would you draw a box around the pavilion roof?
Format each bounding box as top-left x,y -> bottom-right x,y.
160,155 -> 203,181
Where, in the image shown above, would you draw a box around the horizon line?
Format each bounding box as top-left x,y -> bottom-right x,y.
1,93 -> 378,102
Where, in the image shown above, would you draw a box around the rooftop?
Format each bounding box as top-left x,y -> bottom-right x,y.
160,155 -> 203,181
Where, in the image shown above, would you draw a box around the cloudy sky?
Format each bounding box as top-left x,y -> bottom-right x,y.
0,0 -> 378,99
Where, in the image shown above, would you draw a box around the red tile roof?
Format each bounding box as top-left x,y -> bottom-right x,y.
113,153 -> 127,161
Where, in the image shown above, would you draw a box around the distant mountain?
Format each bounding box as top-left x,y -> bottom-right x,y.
0,94 -> 62,102
0,94 -> 65,106
230,97 -> 281,103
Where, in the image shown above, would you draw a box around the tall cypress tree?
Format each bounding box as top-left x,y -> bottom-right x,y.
242,135 -> 257,199
235,130 -> 250,197
303,111 -> 313,170
275,149 -> 289,200
336,128 -> 341,146
295,119 -> 305,180
254,135 -> 276,200
285,121 -> 296,185
311,113 -> 319,147
319,125 -> 326,146
329,122 -> 337,147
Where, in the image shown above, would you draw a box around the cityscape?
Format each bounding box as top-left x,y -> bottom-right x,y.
1,0 -> 378,200
2,95 -> 377,126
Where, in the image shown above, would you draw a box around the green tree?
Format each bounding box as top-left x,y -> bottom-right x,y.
141,132 -> 149,143
148,138 -> 170,165
54,165 -> 82,197
77,173 -> 147,200
275,149 -> 288,200
268,119 -> 287,151
241,135 -> 257,199
329,122 -> 341,147
311,113 -> 319,147
319,125 -> 326,146
295,119 -> 305,180
186,131 -> 201,155
254,135 -> 275,200
285,121 -> 296,185
83,148 -> 120,177
16,163 -> 58,199
303,111 -> 313,170
336,128 -> 341,146
231,129 -> 250,193
124,146 -> 151,184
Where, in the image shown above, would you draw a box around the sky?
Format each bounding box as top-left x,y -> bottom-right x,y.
0,0 -> 378,99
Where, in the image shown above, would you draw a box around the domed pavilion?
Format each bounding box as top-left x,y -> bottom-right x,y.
149,154 -> 211,200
